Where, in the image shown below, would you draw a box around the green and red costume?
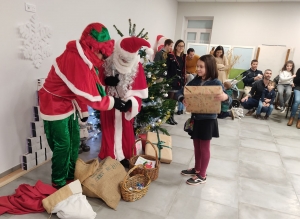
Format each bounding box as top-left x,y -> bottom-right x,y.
39,23 -> 114,187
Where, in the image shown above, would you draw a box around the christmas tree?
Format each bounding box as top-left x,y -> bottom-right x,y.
134,48 -> 174,134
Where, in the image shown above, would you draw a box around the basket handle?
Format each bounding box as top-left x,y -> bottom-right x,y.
144,140 -> 159,167
132,138 -> 143,156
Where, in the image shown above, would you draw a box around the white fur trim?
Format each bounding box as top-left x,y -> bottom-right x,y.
108,96 -> 114,110
82,112 -> 89,118
68,180 -> 82,194
40,111 -> 74,121
125,88 -> 148,99
75,40 -> 93,70
145,48 -> 154,56
114,110 -> 125,161
125,97 -> 139,120
53,61 -> 102,102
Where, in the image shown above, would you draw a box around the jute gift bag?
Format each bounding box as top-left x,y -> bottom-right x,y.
75,157 -> 126,210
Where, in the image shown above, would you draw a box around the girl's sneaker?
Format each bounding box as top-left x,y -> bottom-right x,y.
186,174 -> 206,185
181,168 -> 196,176
280,107 -> 286,113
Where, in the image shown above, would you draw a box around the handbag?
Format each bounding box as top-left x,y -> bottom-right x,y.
184,117 -> 194,133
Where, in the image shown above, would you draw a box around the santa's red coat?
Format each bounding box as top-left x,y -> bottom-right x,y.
99,63 -> 148,161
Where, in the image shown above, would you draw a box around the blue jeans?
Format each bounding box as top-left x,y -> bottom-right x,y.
277,84 -> 292,107
291,90 -> 300,119
178,101 -> 184,111
241,98 -> 259,110
256,100 -> 274,116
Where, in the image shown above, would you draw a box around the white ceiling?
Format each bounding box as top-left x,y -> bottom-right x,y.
177,0 -> 300,2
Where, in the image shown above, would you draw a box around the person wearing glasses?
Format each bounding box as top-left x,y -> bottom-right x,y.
166,40 -> 186,123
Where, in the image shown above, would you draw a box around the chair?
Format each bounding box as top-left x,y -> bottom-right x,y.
285,91 -> 294,118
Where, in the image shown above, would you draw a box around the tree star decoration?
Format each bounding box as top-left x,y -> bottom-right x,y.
19,14 -> 52,68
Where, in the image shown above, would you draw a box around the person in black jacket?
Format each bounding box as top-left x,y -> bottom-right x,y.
154,39 -> 173,62
287,68 -> 300,128
241,69 -> 272,116
166,39 -> 186,125
242,59 -> 263,95
254,81 -> 276,120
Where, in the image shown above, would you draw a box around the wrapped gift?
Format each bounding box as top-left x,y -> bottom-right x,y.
145,131 -> 172,164
184,86 -> 222,114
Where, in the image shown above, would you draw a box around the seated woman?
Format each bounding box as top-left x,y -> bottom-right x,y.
287,67 -> 300,129
213,46 -> 228,83
277,60 -> 296,113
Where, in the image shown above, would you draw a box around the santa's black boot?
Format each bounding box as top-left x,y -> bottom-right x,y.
120,159 -> 130,168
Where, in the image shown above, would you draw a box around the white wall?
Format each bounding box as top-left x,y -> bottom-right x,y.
175,2 -> 300,70
0,0 -> 178,174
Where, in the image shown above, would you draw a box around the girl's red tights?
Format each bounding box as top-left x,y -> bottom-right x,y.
193,139 -> 210,178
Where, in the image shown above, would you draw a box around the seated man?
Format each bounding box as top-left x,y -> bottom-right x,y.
254,81 -> 276,120
241,69 -> 272,116
242,59 -> 263,95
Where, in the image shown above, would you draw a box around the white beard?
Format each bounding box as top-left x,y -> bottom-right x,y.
103,55 -> 139,99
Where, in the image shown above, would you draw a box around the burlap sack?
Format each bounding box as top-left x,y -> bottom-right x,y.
42,180 -> 82,213
75,158 -> 99,183
75,157 -> 126,210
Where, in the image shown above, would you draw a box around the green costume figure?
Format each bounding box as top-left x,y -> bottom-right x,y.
39,23 -> 126,188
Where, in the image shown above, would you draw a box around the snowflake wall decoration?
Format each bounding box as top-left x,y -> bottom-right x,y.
19,14 -> 52,68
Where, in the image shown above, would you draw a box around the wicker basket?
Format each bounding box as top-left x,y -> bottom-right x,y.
120,164 -> 151,202
129,139 -> 160,181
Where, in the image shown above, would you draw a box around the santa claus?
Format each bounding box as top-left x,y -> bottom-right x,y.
98,36 -> 152,167
39,23 -> 127,189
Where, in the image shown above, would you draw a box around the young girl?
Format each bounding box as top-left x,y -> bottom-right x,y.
287,68 -> 300,128
276,60 -> 296,113
176,55 -> 231,185
166,39 -> 186,124
213,46 -> 229,83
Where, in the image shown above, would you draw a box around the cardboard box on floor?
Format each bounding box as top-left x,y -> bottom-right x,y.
145,132 -> 172,164
184,86 -> 222,114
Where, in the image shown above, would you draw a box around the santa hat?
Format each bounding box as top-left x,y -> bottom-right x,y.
156,35 -> 167,52
113,36 -> 153,73
118,36 -> 154,58
80,23 -> 115,58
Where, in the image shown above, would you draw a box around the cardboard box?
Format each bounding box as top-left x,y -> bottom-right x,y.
23,160 -> 36,170
31,121 -> 44,130
32,127 -> 45,137
28,143 -> 41,153
35,148 -> 45,158
27,136 -> 40,146
22,153 -> 35,163
145,132 -> 172,164
184,86 -> 222,114
34,106 -> 41,121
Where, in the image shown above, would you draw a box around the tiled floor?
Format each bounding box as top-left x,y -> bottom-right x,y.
1,110 -> 300,218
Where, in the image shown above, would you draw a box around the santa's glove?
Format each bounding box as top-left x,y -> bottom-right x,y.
120,100 -> 132,112
80,117 -> 88,122
113,97 -> 126,111
105,74 -> 120,86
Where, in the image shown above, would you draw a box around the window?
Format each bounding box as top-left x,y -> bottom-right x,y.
184,17 -> 213,45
